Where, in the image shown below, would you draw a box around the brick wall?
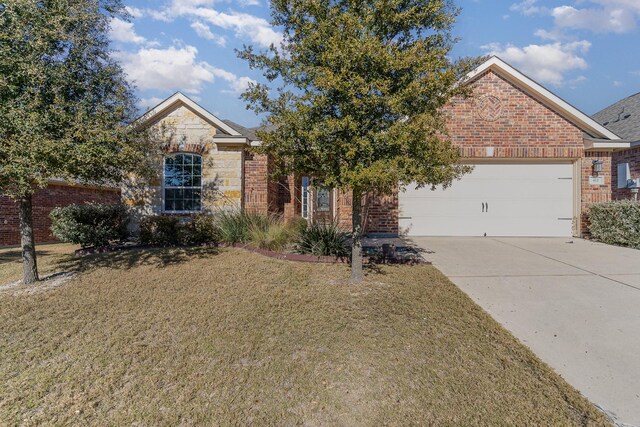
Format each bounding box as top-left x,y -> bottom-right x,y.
243,153 -> 279,214
0,184 -> 120,246
280,175 -> 301,221
363,191 -> 398,235
581,152 -> 613,233
330,189 -> 399,235
336,190 -> 353,230
613,146 -> 640,200
445,70 -> 585,158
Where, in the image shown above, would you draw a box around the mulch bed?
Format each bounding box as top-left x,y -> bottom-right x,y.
75,242 -> 428,265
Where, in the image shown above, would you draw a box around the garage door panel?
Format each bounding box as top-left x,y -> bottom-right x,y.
399,163 -> 574,237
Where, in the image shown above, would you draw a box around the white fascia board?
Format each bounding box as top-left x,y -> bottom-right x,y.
250,140 -> 263,147
212,136 -> 250,145
466,57 -> 621,141
136,92 -> 241,136
583,138 -> 630,151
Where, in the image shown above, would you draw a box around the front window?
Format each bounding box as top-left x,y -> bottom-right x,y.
164,153 -> 202,212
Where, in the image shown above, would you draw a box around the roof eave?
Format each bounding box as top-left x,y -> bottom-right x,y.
583,137 -> 631,152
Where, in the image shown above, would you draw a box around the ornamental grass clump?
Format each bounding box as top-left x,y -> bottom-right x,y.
588,200 -> 640,249
248,221 -> 298,252
296,221 -> 349,257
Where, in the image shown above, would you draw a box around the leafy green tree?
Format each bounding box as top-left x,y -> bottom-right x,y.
0,0 -> 152,284
240,0 -> 481,282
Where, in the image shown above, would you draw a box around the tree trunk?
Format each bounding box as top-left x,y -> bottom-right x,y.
19,194 -> 39,284
350,189 -> 364,284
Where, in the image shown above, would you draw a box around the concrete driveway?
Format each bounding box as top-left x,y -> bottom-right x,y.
411,237 -> 640,426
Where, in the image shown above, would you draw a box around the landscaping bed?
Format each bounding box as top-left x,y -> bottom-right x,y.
0,244 -> 610,425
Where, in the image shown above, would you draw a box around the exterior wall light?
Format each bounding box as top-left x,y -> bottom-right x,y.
592,160 -> 604,176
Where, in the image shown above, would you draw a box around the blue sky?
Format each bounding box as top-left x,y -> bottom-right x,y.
111,0 -> 640,128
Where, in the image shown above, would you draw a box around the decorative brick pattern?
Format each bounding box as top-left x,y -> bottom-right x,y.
0,184 -> 119,246
613,146 -> 640,200
445,70 -> 585,159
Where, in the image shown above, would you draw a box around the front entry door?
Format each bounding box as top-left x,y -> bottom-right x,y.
314,187 -> 333,222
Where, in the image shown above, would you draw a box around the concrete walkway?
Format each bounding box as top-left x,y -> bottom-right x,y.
411,237 -> 640,426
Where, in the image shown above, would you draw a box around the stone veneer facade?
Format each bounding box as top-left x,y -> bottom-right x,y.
124,104 -> 245,229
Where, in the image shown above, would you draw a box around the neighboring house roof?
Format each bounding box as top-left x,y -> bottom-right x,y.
222,120 -> 260,141
593,92 -> 640,144
468,56 -> 622,142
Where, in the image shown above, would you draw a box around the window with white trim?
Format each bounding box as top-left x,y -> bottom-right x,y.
301,177 -> 310,219
164,153 -> 202,212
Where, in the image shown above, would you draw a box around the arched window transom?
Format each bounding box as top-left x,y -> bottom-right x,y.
164,153 -> 202,212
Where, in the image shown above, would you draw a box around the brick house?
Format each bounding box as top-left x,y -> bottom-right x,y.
128,57 -> 629,238
593,92 -> 640,200
0,181 -> 119,246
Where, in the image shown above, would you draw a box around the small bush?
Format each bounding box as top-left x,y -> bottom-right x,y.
588,201 -> 640,249
139,216 -> 183,246
296,221 -> 349,257
50,203 -> 128,248
187,214 -> 218,244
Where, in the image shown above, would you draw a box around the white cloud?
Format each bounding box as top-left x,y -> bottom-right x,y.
190,21 -> 227,46
110,18 -> 146,44
125,6 -> 145,19
552,5 -> 636,33
148,1 -> 282,47
139,97 -> 165,110
510,0 -> 546,16
115,45 -> 255,95
511,0 -> 640,34
483,41 -> 591,86
533,28 -> 568,41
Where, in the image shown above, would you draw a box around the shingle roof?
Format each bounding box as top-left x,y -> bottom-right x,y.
592,92 -> 640,142
221,119 -> 259,141
222,120 -> 277,142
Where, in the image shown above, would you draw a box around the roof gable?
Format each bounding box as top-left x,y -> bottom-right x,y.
466,57 -> 621,141
137,92 -> 241,136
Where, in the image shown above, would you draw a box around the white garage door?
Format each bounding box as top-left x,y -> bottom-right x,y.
399,163 -> 574,237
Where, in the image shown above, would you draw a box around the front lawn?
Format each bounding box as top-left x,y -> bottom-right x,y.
0,245 -> 609,425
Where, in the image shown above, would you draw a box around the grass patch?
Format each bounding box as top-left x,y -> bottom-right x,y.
0,245 -> 609,425
0,243 -> 78,284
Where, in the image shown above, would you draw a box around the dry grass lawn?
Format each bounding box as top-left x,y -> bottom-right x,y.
0,245 -> 610,426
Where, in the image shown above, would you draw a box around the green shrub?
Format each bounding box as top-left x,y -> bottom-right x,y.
50,203 -> 128,248
187,214 -> 218,244
295,221 -> 349,257
588,201 -> 640,249
139,216 -> 183,246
